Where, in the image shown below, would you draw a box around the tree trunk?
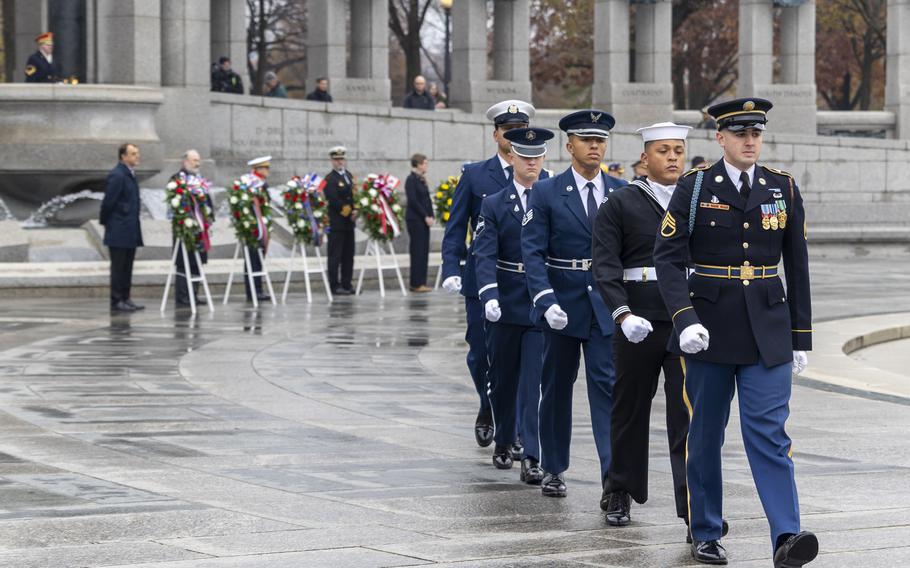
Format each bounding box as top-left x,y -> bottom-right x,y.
405,0 -> 421,90
255,0 -> 268,95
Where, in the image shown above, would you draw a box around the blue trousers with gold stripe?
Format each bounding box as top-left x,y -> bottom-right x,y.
683,357 -> 801,547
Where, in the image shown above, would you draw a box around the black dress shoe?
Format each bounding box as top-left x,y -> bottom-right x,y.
520,457 -> 544,485
474,407 -> 493,447
194,297 -> 207,306
686,519 -> 730,544
125,299 -> 145,310
256,293 -> 271,301
541,472 -> 567,497
492,444 -> 513,469
773,532 -> 818,568
111,300 -> 136,312
603,491 -> 631,526
340,287 -> 356,295
509,439 -> 524,460
691,540 -> 727,565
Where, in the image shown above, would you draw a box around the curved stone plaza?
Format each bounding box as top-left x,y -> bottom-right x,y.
0,256 -> 906,568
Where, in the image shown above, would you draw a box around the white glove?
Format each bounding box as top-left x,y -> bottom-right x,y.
484,299 -> 502,322
679,324 -> 710,354
544,304 -> 569,330
792,351 -> 808,375
442,276 -> 462,294
621,315 -> 653,343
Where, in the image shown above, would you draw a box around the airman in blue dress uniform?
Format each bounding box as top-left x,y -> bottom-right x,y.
521,110 -> 627,499
653,98 -> 818,567
441,100 -> 535,449
473,127 -> 554,484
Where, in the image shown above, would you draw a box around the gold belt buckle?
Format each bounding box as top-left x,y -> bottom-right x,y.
739,265 -> 755,280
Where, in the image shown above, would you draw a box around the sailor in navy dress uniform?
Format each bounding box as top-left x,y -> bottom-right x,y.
440,99 -> 535,449
593,122 -> 693,529
473,127 -> 554,484
653,98 -> 817,567
521,110 -> 627,498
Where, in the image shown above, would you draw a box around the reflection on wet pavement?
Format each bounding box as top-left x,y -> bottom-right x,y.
0,257 -> 907,566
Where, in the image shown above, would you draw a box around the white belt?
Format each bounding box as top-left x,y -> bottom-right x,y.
622,267 -> 656,282
622,266 -> 693,282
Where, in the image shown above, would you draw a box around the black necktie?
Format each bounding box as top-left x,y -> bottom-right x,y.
585,182 -> 597,226
505,166 -> 513,181
739,171 -> 751,202
522,187 -> 531,213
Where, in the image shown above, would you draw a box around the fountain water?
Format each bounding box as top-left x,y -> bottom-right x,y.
21,190 -> 105,228
0,196 -> 14,221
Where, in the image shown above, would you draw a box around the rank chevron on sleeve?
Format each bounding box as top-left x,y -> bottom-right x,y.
660,211 -> 677,237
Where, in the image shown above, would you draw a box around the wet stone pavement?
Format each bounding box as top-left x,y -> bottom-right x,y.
0,257 -> 908,567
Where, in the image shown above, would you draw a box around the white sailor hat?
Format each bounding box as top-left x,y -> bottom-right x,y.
485,100 -> 535,126
328,146 -> 347,159
247,155 -> 271,167
503,127 -> 554,158
636,122 -> 692,143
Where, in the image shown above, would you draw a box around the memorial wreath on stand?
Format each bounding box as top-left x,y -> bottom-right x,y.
229,173 -> 272,247
433,175 -> 459,226
282,174 -> 328,246
355,173 -> 404,242
353,173 -> 409,297
165,174 -> 214,252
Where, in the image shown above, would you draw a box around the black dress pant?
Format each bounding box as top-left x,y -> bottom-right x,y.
604,320 -> 689,518
108,247 -> 136,305
407,219 -> 430,288
327,229 -> 354,291
173,237 -> 207,304
243,246 -> 264,300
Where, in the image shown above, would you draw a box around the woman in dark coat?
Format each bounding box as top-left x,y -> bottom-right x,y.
405,153 -> 434,292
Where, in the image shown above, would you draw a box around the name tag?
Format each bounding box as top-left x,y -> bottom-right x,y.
699,202 -> 730,211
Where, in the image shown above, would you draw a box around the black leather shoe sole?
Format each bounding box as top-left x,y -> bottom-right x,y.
605,512 -> 630,526
492,455 -> 513,470
774,532 -> 818,568
687,520 -> 730,544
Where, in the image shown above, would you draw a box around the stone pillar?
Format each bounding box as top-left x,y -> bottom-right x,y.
741,0 -> 816,135
344,0 -> 391,104
161,0 -> 210,88
306,0 -> 346,99
633,0 -> 671,84
492,0 -> 529,83
210,0 -> 249,92
886,0 -> 910,138
594,0 -> 672,127
95,0 -> 161,86
12,0 -> 48,82
451,0 -> 530,113
158,0 -> 212,165
738,0 -> 773,94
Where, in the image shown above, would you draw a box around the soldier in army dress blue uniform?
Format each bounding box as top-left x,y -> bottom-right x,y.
654,98 -> 818,567
440,100 -> 535,450
473,127 -> 554,484
24,32 -> 62,83
521,110 -> 626,499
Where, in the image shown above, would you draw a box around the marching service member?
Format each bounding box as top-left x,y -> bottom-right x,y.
654,98 -> 816,567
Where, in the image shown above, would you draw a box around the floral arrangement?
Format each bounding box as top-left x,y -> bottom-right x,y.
165,173 -> 214,251
434,175 -> 459,225
229,173 -> 273,247
354,173 -> 403,242
282,174 -> 328,246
